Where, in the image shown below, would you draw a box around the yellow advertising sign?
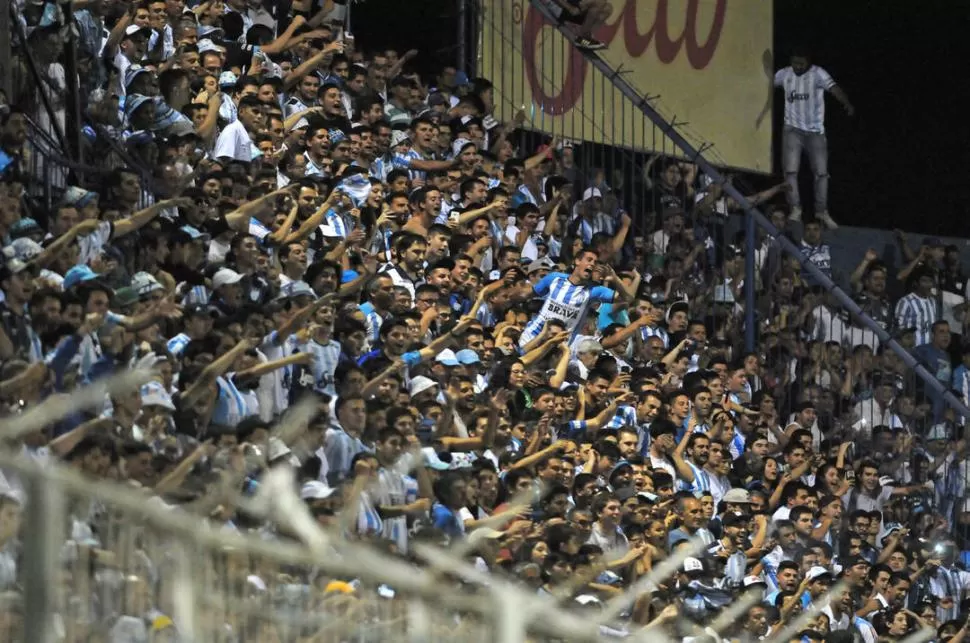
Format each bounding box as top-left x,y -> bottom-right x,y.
478,0 -> 774,173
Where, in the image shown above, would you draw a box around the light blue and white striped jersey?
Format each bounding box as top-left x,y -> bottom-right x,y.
249,217 -> 272,244
391,148 -> 430,182
305,155 -> 327,178
358,302 -> 384,345
708,542 -> 747,588
604,405 -> 637,431
78,312 -> 124,378
678,460 -> 711,494
356,491 -> 384,538
799,241 -> 832,285
511,184 -> 540,208
369,155 -> 393,183
260,330 -> 300,419
519,272 -> 616,346
166,333 -> 191,357
78,221 -> 114,265
181,285 -> 210,307
774,65 -> 836,133
895,292 -> 938,346
283,95 -> 310,119
324,427 -> 371,483
211,374 -> 250,427
324,208 -> 352,238
368,466 -> 419,553
954,365 -> 970,426
853,616 -> 878,643
295,337 -> 341,397
728,427 -> 746,460
574,212 -> 615,245
639,324 -> 670,349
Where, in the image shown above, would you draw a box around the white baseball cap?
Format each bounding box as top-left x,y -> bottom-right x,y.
300,481 -> 336,500
212,267 -> 244,289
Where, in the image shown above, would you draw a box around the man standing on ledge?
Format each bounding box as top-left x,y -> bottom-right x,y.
773,47 -> 854,231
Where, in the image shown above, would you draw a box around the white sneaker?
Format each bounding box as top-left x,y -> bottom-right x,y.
818,211 -> 839,230
789,206 -> 802,222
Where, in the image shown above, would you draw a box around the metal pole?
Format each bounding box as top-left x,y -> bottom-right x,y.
23,473 -> 64,643
10,8 -> 68,152
457,0 -> 468,73
744,210 -> 756,352
345,0 -> 352,34
62,0 -> 82,164
0,0 -> 11,98
526,0 -> 970,421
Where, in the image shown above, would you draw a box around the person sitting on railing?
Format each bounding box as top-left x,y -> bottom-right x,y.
546,0 -> 613,51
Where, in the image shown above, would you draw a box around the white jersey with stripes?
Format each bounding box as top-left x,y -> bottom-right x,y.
519,272 -> 616,346
774,65 -> 836,134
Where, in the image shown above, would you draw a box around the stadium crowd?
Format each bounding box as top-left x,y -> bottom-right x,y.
1,0 -> 970,641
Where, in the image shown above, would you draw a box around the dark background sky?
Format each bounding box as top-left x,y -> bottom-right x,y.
352,0 -> 969,236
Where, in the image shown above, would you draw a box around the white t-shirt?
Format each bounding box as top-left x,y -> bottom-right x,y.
78,220 -> 113,264
774,65 -> 836,133
113,51 -> 132,97
213,119 -> 254,163
504,225 -> 539,260
587,522 -> 629,557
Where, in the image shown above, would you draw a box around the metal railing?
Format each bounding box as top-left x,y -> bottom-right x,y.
3,446 -> 671,643
472,0 -> 970,539
1,453 -> 501,643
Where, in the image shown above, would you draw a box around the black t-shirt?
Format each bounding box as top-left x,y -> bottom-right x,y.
645,182 -> 688,217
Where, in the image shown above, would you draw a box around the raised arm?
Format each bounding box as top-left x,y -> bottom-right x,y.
850,249 -> 880,291
273,294 -> 337,346
113,198 -> 192,238
670,427 -> 696,483
603,265 -> 637,303
267,197 -> 300,245
282,190 -> 339,244
284,41 -> 343,91
224,186 -> 294,232
181,339 -> 255,405
258,15 -> 306,56
235,353 -> 313,380
28,219 -> 101,269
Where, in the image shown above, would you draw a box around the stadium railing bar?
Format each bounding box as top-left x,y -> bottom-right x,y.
478,0 -> 970,426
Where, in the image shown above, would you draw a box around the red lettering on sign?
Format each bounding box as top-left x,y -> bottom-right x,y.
521,0 -> 727,116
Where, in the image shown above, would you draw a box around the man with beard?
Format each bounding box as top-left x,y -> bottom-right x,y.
28,288 -> 66,352
687,386 -> 714,433
710,511 -> 750,588
424,258 -> 455,300
381,233 -> 426,298
672,432 -> 711,494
